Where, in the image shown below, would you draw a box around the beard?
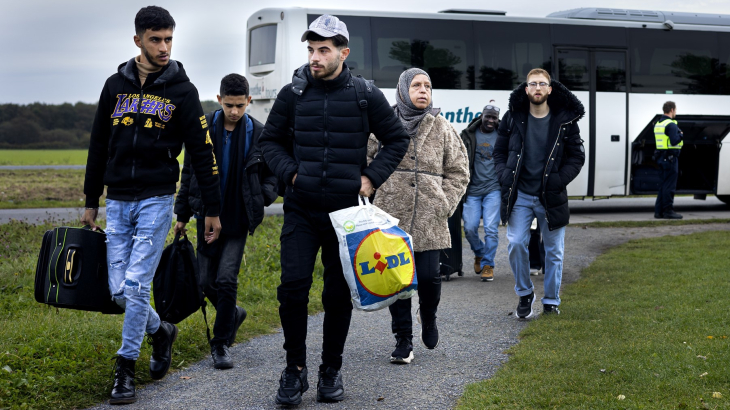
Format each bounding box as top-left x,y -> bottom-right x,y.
310,55 -> 340,79
142,46 -> 168,68
528,92 -> 548,105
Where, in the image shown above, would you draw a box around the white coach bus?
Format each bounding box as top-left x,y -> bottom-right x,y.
245,7 -> 730,204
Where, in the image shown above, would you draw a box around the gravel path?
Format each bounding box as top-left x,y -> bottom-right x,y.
87,223 -> 730,410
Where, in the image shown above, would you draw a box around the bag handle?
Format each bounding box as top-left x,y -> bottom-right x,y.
82,224 -> 105,234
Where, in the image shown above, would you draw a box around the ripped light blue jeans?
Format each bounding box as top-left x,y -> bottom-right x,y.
105,195 -> 173,360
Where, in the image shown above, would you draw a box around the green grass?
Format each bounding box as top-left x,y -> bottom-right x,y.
0,216 -> 324,409
0,150 -> 89,166
458,230 -> 730,410
571,219 -> 730,228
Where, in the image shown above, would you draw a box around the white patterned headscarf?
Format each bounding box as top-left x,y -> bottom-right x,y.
394,68 -> 432,137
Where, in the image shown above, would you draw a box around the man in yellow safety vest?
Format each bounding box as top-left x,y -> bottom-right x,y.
653,101 -> 683,219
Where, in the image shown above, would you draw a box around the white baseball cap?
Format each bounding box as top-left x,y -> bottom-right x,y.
301,14 -> 349,42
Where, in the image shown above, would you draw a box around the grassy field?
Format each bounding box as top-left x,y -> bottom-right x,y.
0,215 -> 323,409
0,150 -> 89,166
458,230 -> 730,410
0,169 -> 102,209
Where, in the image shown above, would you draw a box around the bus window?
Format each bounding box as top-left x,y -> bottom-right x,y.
595,52 -> 627,92
629,29 -> 719,94
307,15 -> 372,79
557,49 -> 590,91
719,33 -> 730,94
370,17 -> 474,89
249,25 -> 277,67
474,22 -> 551,90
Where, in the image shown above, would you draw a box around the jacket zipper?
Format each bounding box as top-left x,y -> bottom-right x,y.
540,114 -> 580,230
506,140 -> 524,218
322,88 -> 329,197
131,86 -> 143,194
409,140 -> 419,233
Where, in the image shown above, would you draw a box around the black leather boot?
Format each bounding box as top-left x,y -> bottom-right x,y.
149,321 -> 178,380
110,356 -> 137,405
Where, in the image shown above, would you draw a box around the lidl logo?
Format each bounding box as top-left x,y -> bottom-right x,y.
343,220 -> 356,232
352,229 -> 414,298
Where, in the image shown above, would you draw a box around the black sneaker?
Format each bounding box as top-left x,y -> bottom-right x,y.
148,321 -> 178,380
543,304 -> 561,315
211,343 -> 233,369
275,365 -> 308,406
228,306 -> 247,347
654,213 -> 663,219
390,336 -> 414,364
663,210 -> 683,219
109,356 -> 137,405
316,367 -> 345,402
417,309 -> 439,349
516,292 -> 535,319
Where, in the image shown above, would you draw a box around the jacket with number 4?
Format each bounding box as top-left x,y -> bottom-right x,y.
84,58 -> 221,215
493,80 -> 585,231
259,63 -> 410,212
174,111 -> 277,235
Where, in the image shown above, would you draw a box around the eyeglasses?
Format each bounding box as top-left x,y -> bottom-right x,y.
527,82 -> 550,89
485,105 -> 500,112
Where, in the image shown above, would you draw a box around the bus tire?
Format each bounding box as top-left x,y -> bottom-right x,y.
717,195 -> 730,206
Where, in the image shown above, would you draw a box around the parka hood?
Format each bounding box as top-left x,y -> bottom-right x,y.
507,80 -> 585,122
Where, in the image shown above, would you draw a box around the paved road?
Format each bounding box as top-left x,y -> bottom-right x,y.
85,222 -> 730,410
2,196 -> 727,225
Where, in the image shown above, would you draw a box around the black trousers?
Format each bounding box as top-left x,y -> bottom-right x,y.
388,249 -> 442,338
655,156 -> 679,214
278,197 -> 353,371
196,219 -> 248,346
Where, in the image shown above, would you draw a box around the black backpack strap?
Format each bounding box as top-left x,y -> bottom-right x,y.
201,300 -> 211,343
352,75 -> 373,134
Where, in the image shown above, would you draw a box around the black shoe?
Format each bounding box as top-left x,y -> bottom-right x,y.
110,356 -> 137,405
275,365 -> 309,406
390,336 -> 414,364
663,210 -> 683,219
211,343 -> 233,369
316,367 -> 345,402
654,213 -> 663,219
228,306 -> 247,347
516,292 -> 535,319
148,321 -> 178,380
543,304 -> 561,315
418,309 -> 439,349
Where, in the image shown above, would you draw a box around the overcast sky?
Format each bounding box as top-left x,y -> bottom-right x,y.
2,0 -> 730,105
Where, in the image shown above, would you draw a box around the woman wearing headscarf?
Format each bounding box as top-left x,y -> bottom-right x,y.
366,68 -> 469,364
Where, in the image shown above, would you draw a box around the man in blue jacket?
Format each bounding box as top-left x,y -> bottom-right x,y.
174,73 -> 277,369
653,101 -> 684,219
260,14 -> 409,406
81,6 -> 221,404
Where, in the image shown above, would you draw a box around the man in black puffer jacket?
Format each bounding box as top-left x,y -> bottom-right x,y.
174,74 -> 277,370
259,14 -> 409,406
494,68 -> 585,320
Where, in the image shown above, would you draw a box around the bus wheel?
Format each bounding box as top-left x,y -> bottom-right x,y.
717,195 -> 730,206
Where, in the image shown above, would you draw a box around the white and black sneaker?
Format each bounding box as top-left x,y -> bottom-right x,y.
390,336 -> 414,364
516,292 -> 535,319
543,304 -> 561,315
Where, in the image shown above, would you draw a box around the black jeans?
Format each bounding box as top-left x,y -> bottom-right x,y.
278,197 -> 353,371
655,156 -> 679,214
196,219 -> 247,346
388,249 -> 442,338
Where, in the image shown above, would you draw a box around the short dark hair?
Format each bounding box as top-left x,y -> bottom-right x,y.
135,6 -> 176,36
305,32 -> 348,49
219,74 -> 250,97
663,101 -> 676,114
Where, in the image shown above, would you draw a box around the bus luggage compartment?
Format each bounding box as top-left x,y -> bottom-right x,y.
630,115 -> 730,195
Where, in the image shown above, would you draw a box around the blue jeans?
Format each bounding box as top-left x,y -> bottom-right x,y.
506,190 -> 565,305
462,191 -> 501,268
105,195 -> 174,360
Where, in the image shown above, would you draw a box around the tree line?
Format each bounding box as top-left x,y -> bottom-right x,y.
0,101 -> 221,149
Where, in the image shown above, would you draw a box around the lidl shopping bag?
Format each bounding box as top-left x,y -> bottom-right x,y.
329,197 -> 417,311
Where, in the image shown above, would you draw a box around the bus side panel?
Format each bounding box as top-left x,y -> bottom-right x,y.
718,146 -> 730,195
593,92 -> 627,196
567,91 -> 590,197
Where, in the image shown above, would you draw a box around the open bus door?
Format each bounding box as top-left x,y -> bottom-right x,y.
630,115 -> 730,204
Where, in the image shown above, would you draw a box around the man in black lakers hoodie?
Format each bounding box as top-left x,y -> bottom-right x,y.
81,6 -> 221,405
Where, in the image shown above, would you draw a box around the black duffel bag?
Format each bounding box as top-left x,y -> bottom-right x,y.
153,232 -> 206,326
34,226 -> 123,314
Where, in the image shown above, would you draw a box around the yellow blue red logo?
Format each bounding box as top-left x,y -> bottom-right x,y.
349,228 -> 415,298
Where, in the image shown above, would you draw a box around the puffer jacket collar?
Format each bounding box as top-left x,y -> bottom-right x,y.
291,62 -> 353,96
